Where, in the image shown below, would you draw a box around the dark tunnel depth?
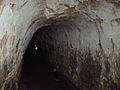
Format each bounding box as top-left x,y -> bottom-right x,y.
18,26 -> 78,90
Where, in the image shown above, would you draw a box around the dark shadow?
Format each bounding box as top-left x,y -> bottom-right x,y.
18,26 -> 78,90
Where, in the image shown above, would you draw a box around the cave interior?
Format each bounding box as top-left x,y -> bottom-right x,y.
18,26 -> 78,90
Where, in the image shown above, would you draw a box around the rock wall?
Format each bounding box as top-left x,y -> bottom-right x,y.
36,13 -> 120,90
0,0 -> 120,90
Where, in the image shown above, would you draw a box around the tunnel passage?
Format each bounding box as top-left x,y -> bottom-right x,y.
18,26 -> 78,90
18,14 -> 120,90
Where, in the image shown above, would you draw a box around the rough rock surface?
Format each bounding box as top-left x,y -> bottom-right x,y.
0,0 -> 120,90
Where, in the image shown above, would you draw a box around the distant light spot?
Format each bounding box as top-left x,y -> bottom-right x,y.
35,44 -> 38,50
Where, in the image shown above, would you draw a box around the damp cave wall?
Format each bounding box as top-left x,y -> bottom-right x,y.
0,0 -> 120,90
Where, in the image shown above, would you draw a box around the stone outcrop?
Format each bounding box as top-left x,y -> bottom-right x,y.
0,0 -> 120,90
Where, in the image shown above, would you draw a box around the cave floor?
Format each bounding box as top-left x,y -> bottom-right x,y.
18,40 -> 78,90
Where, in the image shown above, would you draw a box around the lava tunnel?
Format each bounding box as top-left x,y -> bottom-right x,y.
1,0 -> 120,90
18,14 -> 120,90
18,26 -> 78,90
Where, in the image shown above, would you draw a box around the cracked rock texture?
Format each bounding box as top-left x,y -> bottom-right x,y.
0,0 -> 120,90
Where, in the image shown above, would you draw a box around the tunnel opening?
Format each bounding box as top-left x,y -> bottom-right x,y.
18,25 -> 78,90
